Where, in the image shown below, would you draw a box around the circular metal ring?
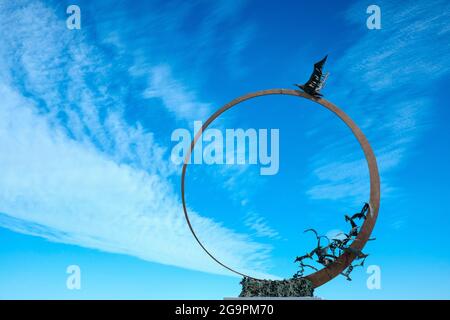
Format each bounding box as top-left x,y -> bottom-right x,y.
181,89 -> 380,288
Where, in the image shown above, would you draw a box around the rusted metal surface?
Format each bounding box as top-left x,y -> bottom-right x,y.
181,89 -> 380,288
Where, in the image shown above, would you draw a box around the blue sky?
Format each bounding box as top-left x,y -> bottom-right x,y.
0,0 -> 449,299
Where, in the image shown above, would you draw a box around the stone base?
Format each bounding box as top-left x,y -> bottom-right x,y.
225,297 -> 321,300
239,277 -> 314,298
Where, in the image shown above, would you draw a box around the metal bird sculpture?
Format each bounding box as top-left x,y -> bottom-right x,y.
295,55 -> 329,98
294,202 -> 375,280
350,202 -> 370,220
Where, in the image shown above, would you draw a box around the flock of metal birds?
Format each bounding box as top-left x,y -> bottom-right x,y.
293,203 -> 376,281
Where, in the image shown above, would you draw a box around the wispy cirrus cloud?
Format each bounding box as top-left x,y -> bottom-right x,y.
0,1 -> 274,278
244,212 -> 281,240
0,0 -> 170,176
306,0 -> 450,207
143,65 -> 211,122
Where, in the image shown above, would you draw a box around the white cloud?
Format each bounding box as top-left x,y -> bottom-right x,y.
0,84 -> 274,278
343,0 -> 450,91
0,1 -> 171,176
143,65 -> 211,122
306,0 -> 450,202
244,212 -> 281,240
326,229 -> 346,241
0,1 -> 274,279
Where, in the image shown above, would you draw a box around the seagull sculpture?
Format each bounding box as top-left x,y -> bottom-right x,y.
295,55 -> 329,98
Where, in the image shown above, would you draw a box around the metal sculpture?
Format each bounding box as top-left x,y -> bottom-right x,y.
295,55 -> 329,97
180,88 -> 381,289
294,203 -> 376,281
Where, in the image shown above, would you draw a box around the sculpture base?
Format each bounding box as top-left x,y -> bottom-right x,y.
239,277 -> 314,298
225,297 -> 321,300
